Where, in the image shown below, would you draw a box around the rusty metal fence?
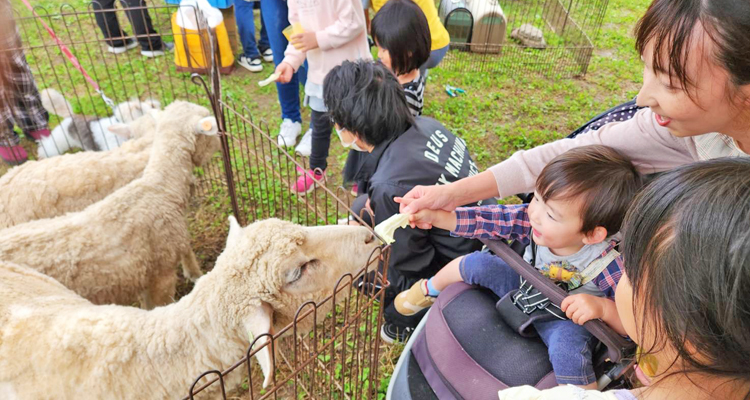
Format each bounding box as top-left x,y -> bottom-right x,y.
4,2 -> 391,399
437,0 -> 609,76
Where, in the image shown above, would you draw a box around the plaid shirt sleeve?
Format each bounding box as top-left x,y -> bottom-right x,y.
450,204 -> 532,245
0,2 -> 49,141
593,241 -> 623,300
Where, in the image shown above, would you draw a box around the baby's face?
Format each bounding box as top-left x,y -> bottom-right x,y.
527,192 -> 589,255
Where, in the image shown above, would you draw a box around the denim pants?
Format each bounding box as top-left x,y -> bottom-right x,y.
459,251 -> 597,385
259,0 -> 307,123
234,0 -> 270,58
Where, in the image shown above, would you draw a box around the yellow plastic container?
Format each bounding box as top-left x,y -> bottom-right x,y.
282,22 -> 305,42
172,12 -> 235,75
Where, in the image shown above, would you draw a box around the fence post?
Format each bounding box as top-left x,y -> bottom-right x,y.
194,10 -> 242,224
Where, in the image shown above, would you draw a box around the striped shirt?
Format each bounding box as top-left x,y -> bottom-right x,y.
451,204 -> 623,299
403,73 -> 425,117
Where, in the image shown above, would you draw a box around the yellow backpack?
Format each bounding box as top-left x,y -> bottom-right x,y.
171,12 -> 235,75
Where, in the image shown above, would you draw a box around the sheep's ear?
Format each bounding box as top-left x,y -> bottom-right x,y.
226,215 -> 242,248
243,302 -> 274,388
108,123 -> 133,138
196,116 -> 219,136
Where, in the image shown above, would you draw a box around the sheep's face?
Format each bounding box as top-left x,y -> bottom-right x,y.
222,218 -> 380,331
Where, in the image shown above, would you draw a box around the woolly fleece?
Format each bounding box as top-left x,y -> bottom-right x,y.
0,101 -> 216,306
0,219 -> 379,400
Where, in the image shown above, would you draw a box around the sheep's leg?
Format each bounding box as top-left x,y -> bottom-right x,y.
139,291 -> 155,310
146,272 -> 177,308
181,249 -> 203,282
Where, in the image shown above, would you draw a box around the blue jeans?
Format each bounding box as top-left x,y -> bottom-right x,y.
259,0 -> 307,123
419,45 -> 449,75
459,251 -> 597,386
234,0 -> 270,58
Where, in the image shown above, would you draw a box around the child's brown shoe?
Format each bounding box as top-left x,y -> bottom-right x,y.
395,279 -> 435,316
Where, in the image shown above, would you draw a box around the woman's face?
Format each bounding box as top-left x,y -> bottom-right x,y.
614,271 -> 638,341
636,31 -> 749,138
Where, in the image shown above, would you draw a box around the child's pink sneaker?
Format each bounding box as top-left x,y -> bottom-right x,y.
0,144 -> 28,165
350,183 -> 359,197
291,167 -> 325,196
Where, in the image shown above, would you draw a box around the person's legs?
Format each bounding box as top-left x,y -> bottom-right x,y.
235,0 -> 260,59
419,45 -> 449,75
258,9 -> 270,52
395,252 -> 521,316
92,0 -> 131,48
534,319 -> 598,388
308,108 -> 332,171
119,0 -> 163,51
259,0 -> 304,123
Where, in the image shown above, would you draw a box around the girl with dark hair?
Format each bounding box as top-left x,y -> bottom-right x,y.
397,0 -> 750,216
498,157 -> 750,399
341,0 -> 431,196
371,0 -> 431,117
370,0 -> 450,72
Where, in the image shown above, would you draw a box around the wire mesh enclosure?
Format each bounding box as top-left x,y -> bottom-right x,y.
2,2 -> 391,399
438,0 -> 609,76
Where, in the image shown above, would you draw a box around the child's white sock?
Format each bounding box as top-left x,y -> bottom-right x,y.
425,278 -> 441,297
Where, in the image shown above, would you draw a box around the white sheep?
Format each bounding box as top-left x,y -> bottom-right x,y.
37,88 -> 162,158
0,101 -> 219,306
0,218 -> 379,400
0,107 -> 220,230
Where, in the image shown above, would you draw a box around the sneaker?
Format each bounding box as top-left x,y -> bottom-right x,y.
295,129 -> 312,156
0,144 -> 28,165
277,119 -> 301,147
395,279 -> 436,316
27,128 -> 51,141
350,183 -> 359,197
238,55 -> 263,72
141,41 -> 174,58
260,47 -> 273,62
291,167 -> 325,196
107,39 -> 138,54
380,322 -> 415,345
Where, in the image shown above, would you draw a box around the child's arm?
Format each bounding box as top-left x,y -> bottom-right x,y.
276,0 -> 305,83
409,204 -> 533,242
408,209 -> 457,231
314,0 -> 367,51
560,294 -> 627,336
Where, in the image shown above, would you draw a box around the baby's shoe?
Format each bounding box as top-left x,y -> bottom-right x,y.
395,279 -> 435,316
291,166 -> 325,196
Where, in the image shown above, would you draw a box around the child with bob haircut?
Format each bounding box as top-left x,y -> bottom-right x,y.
397,145 -> 642,388
370,0 -> 430,116
499,158 -> 750,399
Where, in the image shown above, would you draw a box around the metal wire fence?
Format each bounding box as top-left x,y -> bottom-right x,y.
438,0 -> 609,76
2,2 -> 391,399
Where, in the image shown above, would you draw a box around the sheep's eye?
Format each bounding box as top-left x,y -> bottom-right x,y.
286,260 -> 316,284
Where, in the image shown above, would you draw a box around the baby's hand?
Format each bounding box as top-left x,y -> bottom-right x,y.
407,209 -> 456,231
560,294 -> 604,325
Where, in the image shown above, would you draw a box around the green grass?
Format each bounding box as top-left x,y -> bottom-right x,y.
3,0 -> 649,396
